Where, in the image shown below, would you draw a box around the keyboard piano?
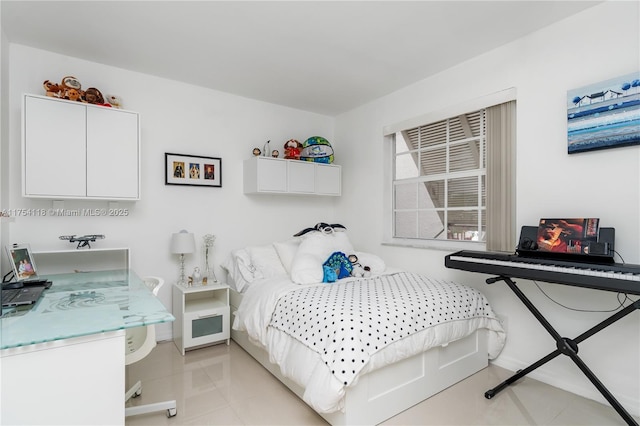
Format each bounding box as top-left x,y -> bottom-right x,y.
445,248 -> 640,425
445,250 -> 640,295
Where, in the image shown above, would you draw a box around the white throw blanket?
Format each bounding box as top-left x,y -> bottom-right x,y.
233,271 -> 505,413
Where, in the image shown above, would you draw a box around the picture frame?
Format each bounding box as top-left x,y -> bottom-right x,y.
5,243 -> 39,281
567,72 -> 640,154
165,153 -> 222,187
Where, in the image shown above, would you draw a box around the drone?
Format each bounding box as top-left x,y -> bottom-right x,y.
59,234 -> 105,249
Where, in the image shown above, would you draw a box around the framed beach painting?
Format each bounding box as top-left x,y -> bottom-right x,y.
567,72 -> 640,154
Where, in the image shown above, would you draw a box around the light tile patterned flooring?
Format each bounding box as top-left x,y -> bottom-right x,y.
125,340 -> 637,425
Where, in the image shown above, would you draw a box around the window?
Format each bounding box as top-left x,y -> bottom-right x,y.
393,109 -> 486,242
384,89 -> 516,251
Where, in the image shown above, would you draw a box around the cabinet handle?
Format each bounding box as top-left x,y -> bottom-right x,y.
198,313 -> 221,319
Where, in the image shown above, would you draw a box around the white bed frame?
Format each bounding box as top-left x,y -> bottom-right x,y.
230,289 -> 490,425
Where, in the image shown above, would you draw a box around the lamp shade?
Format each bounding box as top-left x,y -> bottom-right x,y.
170,230 -> 195,254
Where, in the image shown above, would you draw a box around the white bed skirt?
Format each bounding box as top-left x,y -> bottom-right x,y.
230,289 -> 490,425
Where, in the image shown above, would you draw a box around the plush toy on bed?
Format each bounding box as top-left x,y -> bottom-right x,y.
322,252 -> 353,283
294,222 -> 346,237
290,223 -> 353,285
348,254 -> 371,278
289,223 -> 387,284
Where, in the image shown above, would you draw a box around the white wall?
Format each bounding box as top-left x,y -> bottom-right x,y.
334,1 -> 640,415
4,45 -> 338,339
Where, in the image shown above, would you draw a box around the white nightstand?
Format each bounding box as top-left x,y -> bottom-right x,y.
172,282 -> 230,355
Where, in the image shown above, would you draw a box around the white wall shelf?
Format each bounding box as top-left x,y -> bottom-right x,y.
32,247 -> 130,275
243,156 -> 341,196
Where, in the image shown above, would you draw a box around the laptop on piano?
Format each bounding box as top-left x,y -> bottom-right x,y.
2,243 -> 50,307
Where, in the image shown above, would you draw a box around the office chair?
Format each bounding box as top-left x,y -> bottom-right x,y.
125,276 -> 177,418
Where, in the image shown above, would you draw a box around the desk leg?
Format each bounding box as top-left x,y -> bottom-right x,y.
485,276 -> 639,426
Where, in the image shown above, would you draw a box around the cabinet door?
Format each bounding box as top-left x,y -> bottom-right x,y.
316,164 -> 341,195
86,107 -> 140,199
24,96 -> 86,197
288,160 -> 315,193
257,158 -> 287,192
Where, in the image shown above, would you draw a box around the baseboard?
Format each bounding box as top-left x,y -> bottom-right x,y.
490,357 -> 639,417
156,331 -> 172,342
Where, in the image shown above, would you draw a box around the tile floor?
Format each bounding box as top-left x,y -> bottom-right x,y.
125,340 -> 637,425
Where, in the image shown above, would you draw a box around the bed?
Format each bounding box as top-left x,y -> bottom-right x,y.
225,226 -> 505,425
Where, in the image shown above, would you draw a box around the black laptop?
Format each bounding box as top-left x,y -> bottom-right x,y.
2,244 -> 49,307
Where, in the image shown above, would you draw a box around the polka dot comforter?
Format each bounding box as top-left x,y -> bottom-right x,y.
233,271 -> 506,413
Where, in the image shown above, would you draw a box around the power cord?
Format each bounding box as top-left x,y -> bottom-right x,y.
533,280 -> 637,313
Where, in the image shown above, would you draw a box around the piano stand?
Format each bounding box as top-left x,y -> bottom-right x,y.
485,275 -> 640,426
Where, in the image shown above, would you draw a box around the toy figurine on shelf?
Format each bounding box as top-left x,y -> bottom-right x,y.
106,94 -> 123,109
189,267 -> 202,286
262,140 -> 271,157
284,139 -> 303,160
252,147 -> 261,156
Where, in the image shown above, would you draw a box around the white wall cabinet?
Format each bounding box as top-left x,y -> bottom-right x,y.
243,156 -> 341,196
22,94 -> 140,200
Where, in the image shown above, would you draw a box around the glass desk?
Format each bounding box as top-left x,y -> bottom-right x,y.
0,269 -> 174,425
1,269 -> 174,349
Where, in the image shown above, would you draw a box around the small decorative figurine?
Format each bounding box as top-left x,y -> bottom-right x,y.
191,267 -> 202,286
272,150 -> 279,158
252,147 -> 261,156
262,140 -> 271,157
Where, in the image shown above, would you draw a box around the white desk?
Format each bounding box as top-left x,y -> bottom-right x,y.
0,270 -> 174,425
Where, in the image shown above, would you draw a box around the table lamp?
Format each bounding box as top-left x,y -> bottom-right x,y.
170,230 -> 195,286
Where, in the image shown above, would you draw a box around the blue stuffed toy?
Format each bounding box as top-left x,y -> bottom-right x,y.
322,251 -> 353,283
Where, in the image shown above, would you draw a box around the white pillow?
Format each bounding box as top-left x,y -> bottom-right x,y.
355,252 -> 386,274
273,238 -> 301,274
247,244 -> 287,278
290,231 -> 354,284
221,249 -> 260,292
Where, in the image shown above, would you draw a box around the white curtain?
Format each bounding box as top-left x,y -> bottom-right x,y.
486,101 -> 516,252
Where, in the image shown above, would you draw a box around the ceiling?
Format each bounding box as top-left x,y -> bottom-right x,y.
1,1 -> 600,116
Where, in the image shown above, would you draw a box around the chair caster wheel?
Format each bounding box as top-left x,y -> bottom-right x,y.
485,390 -> 495,399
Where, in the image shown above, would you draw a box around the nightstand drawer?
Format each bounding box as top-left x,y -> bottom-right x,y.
183,306 -> 230,348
